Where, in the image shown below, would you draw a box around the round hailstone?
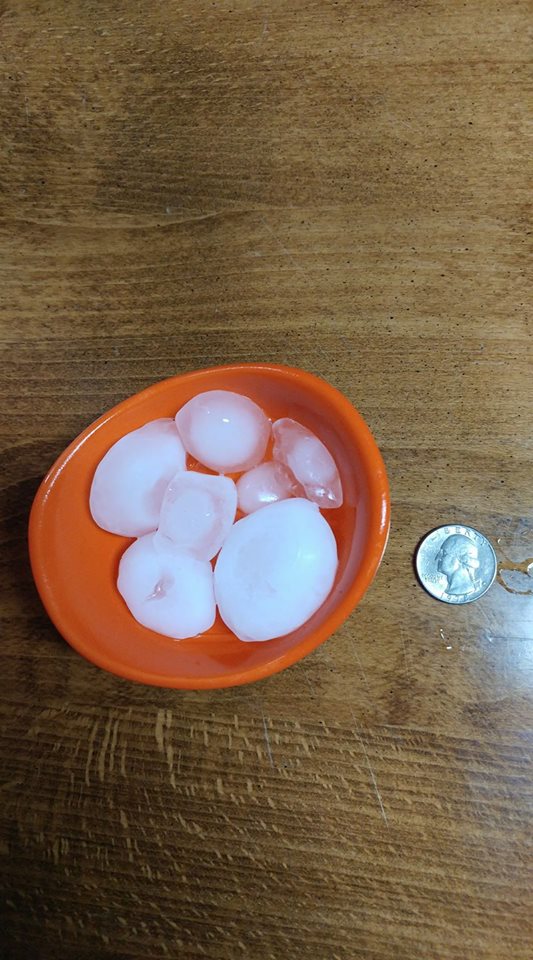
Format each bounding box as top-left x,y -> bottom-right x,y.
175,390 -> 270,474
214,498 -> 338,642
157,471 -> 237,561
90,419 -> 186,537
236,461 -> 301,515
118,533 -> 215,639
272,418 -> 343,508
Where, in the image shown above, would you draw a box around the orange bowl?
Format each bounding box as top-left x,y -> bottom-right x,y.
29,364 -> 390,688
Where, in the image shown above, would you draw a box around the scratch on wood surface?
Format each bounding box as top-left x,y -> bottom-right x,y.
261,714 -> 275,768
84,719 -> 99,787
166,742 -> 176,790
4,204 -> 270,233
302,666 -> 315,698
98,715 -> 113,782
155,708 -> 177,786
155,709 -> 165,752
355,730 -> 389,826
352,646 -> 371,695
108,718 -> 119,774
260,215 -> 311,281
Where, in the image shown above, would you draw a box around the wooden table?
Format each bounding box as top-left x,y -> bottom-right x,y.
1,2 -> 531,958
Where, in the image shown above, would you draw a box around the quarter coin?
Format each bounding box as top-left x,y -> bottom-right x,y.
416,524 -> 497,604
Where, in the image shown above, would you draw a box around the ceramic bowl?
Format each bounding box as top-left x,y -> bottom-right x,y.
29,364 -> 390,688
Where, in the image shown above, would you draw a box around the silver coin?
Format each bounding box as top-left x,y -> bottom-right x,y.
416,524 -> 497,604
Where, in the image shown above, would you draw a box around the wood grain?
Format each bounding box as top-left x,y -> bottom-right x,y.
0,1 -> 531,958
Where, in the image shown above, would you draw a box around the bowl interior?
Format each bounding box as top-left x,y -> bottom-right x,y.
29,365 -> 389,688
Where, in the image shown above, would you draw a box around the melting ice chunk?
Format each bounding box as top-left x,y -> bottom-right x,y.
272,418 -> 343,508
236,461 -> 301,515
176,390 -> 270,474
214,498 -> 338,642
117,533 -> 215,639
90,419 -> 186,537
157,471 -> 237,561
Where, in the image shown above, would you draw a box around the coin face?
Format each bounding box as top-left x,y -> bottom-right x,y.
416,524 -> 497,604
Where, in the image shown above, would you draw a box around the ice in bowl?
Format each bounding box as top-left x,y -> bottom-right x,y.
89,390 -> 343,641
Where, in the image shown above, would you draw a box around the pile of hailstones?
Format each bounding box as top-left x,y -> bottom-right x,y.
90,390 -> 343,643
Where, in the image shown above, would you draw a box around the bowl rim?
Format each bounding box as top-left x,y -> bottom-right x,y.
29,363 -> 390,689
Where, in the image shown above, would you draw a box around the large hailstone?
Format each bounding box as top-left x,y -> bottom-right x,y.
175,390 -> 270,474
117,533 -> 215,639
157,471 -> 237,561
90,419 -> 186,537
214,498 -> 338,642
272,418 -> 343,508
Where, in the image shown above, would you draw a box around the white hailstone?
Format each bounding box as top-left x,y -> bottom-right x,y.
236,461 -> 301,515
117,533 -> 215,639
90,419 -> 187,537
175,390 -> 270,473
157,471 -> 237,561
214,498 -> 338,642
272,418 -> 343,508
